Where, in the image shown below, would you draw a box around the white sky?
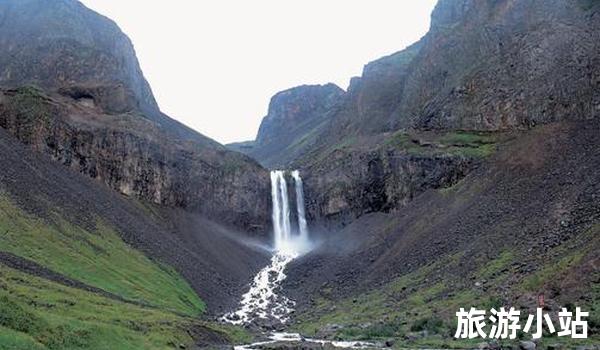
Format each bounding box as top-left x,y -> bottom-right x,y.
79,1 -> 437,144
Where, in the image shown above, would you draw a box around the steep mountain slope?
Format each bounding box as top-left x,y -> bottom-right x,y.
0,127 -> 266,347
316,0 -> 600,140
229,84 -> 344,168
0,0 -> 156,115
393,0 -> 600,131
287,120 -> 600,347
227,0 -> 600,346
240,0 -> 600,226
0,86 -> 270,232
315,0 -> 600,138
0,263 -> 247,349
0,0 -> 271,232
0,126 -> 268,313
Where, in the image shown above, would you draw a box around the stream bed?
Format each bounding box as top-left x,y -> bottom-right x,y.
234,332 -> 382,350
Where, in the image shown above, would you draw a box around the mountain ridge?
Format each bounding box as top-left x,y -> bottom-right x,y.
224,0 -> 600,344
233,0 -> 600,226
0,0 -> 599,347
0,0 -> 272,233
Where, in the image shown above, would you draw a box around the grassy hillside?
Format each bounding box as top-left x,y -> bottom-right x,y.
293,228 -> 599,348
0,193 -> 251,348
0,264 -> 249,349
286,121 -> 600,348
0,193 -> 204,316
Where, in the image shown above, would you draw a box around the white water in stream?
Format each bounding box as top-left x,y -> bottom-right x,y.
234,332 -> 380,350
223,170 -> 311,325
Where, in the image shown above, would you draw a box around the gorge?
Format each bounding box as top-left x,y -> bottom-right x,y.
0,0 -> 598,349
224,170 -> 313,326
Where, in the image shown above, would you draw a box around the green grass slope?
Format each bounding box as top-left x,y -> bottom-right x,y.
0,193 -> 204,316
293,232 -> 599,348
0,193 -> 253,348
0,264 -> 248,350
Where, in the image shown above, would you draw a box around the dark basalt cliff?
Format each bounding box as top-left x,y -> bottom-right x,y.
332,0 -> 600,135
300,148 -> 476,226
229,84 -> 344,169
393,0 -> 600,130
241,0 -> 600,226
0,0 -> 157,117
0,0 -> 271,232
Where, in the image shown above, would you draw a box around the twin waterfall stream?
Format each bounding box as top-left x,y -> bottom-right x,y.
223,171 -> 379,350
223,170 -> 311,325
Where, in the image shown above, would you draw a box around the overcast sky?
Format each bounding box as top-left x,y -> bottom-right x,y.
79,1 -> 437,144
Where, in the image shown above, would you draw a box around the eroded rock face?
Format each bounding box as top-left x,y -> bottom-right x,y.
301,148 -> 475,225
0,0 -> 272,233
0,87 -> 271,232
306,0 -> 600,147
256,84 -> 344,146
331,42 -> 422,136
386,0 -> 600,131
233,84 -> 344,168
0,0 -> 157,116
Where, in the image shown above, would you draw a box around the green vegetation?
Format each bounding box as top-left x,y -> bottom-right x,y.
4,86 -> 52,127
0,194 -> 204,315
520,252 -> 584,292
0,193 -> 255,348
338,318 -> 405,340
410,317 -> 444,333
293,257 -> 467,345
0,264 -> 249,350
475,251 -> 514,283
385,130 -> 501,158
293,245 -> 599,348
384,132 -> 420,150
589,282 -> 600,338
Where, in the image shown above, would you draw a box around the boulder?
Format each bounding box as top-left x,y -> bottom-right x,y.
519,341 -> 536,350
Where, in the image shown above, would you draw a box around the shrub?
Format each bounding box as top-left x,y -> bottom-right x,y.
0,295 -> 45,333
410,317 -> 444,333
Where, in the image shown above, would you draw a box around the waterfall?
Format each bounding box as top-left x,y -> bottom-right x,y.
222,170 -> 311,325
277,171 -> 292,249
271,170 -> 310,253
291,170 -> 308,242
270,171 -> 286,250
271,170 -> 293,252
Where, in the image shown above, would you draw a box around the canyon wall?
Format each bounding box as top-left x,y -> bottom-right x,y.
236,0 -> 600,225
0,0 -> 271,232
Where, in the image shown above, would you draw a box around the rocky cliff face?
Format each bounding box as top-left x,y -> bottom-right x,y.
0,87 -> 270,231
331,42 -> 423,136
301,148 -> 475,226
0,0 -> 157,116
230,84 -> 344,168
243,0 -> 600,225
256,84 -> 344,147
392,0 -> 600,130
326,0 -> 599,136
0,0 -> 271,232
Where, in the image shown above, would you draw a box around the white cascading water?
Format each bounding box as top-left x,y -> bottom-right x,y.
223,170 -> 311,325
291,170 -> 308,242
273,170 -> 293,252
